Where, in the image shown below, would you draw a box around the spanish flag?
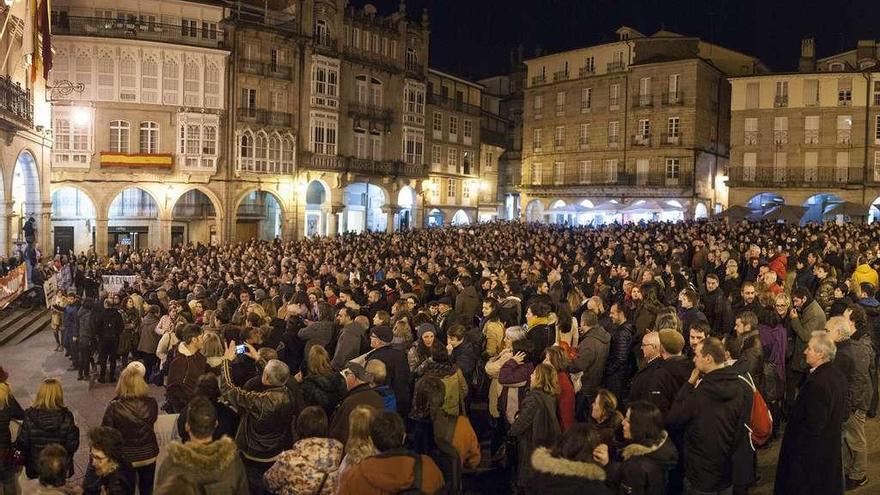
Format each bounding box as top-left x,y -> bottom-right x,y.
29,0 -> 51,84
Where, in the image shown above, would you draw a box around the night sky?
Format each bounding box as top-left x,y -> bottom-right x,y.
353,0 -> 877,80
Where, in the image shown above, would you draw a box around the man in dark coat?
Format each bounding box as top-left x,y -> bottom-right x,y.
454,275 -> 480,325
628,331 -> 675,415
667,337 -> 747,494
775,332 -> 848,495
95,296 -> 124,383
602,302 -> 636,402
703,274 -> 733,337
328,363 -> 384,443
368,325 -> 412,415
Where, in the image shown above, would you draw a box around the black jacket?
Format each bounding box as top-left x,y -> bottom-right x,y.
628,357 -> 676,415
775,361 -> 848,495
83,462 -> 135,495
16,407 -> 80,479
610,432 -> 678,495
101,396 -> 159,463
0,395 -> 23,475
603,322 -> 636,399
703,289 -> 733,336
96,306 -> 124,344
666,366 -> 747,492
369,345 -> 413,415
660,355 -> 694,392
301,372 -> 347,418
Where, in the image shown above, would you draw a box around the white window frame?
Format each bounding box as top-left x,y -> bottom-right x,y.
581,87 -> 592,112
463,119 -> 473,145
139,121 -> 159,153
109,120 -> 130,153
310,111 -> 338,154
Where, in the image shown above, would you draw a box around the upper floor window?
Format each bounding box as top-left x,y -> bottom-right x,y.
314,20 -> 330,45
109,120 -> 130,153
139,121 -> 159,153
406,48 -> 419,71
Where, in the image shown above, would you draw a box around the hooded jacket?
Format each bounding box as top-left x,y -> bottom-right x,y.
528,447 -> 612,495
156,436 -> 248,494
298,320 -> 335,368
666,366 -> 747,492
454,285 -> 480,323
851,263 -> 879,291
612,431 -> 679,495
510,389 -> 562,486
571,325 -> 611,397
136,312 -> 160,355
337,449 -> 444,495
331,322 -> 366,370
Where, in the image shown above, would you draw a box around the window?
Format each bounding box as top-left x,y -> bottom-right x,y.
163,58 -> 179,105
836,151 -> 850,182
838,78 -> 853,106
665,158 -> 680,181
604,159 -> 618,182
531,162 -> 542,184
804,79 -> 819,106
745,82 -> 759,109
581,87 -> 592,112
742,152 -> 757,181
314,19 -> 329,45
354,130 -> 367,159
774,152 -> 787,181
584,56 -> 595,74
96,52 -> 115,100
463,120 -> 473,144
805,152 -> 818,182
608,120 -> 619,146
370,78 -> 383,106
579,160 -> 591,183
637,119 -> 650,138
139,122 -> 159,153
449,116 -> 459,141
447,146 -> 459,171
109,121 -> 130,153
534,94 -> 543,119
556,91 -> 565,115
875,115 -> 880,144
184,59 -> 201,107
431,144 -> 441,166
404,83 -> 425,115
579,123 -> 590,149
310,112 -> 338,154
774,117 -> 788,144
609,83 -> 620,108
202,22 -> 217,40
181,19 -> 198,38
432,112 -> 442,138
52,108 -> 92,167
205,63 -> 220,108
75,51 -> 92,99
668,74 -> 681,101
838,115 -> 852,144
405,48 -> 419,71
874,81 -> 880,105
238,132 -> 254,169
638,77 -> 651,106
119,54 -> 137,101
875,151 -> 880,181
553,161 -> 565,185
744,117 -> 758,145
463,180 -> 470,199
312,59 -> 339,107
805,116 -> 820,144
554,126 -> 565,149
774,81 -> 789,107
667,117 -> 680,141
370,132 -> 382,161
533,128 -> 543,152
447,179 -> 457,199
203,125 -> 217,155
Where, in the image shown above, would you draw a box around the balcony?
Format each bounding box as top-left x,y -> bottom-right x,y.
405,62 -> 425,80
0,75 -> 32,130
774,95 -> 789,108
609,97 -> 620,110
348,102 -> 394,124
314,37 -> 338,56
837,129 -> 852,145
804,129 -> 820,145
240,58 -> 264,76
660,133 -> 681,146
523,170 -> 694,189
427,93 -> 482,116
579,66 -> 595,78
773,130 -> 788,145
607,61 -> 626,73
635,94 -> 653,108
553,70 -> 569,82
237,108 -> 293,127
663,91 -> 683,105
52,16 -> 223,49
631,134 -> 652,146
727,166 -> 863,187
299,151 -> 427,177
743,131 -> 758,146
838,97 -> 852,107
608,135 -> 620,148
579,138 -> 589,150
342,45 -> 400,74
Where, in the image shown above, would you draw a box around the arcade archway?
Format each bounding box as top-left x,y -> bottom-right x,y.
525,199 -> 544,223
397,186 -> 416,231
343,182 -> 386,233
171,189 -> 219,246
108,187 -> 159,252
305,180 -> 330,237
51,187 -> 96,255
236,190 -> 283,241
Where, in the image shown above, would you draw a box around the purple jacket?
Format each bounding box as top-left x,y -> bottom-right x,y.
758,323 -> 786,381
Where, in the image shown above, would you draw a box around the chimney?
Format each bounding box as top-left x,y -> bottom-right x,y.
798,38 -> 816,73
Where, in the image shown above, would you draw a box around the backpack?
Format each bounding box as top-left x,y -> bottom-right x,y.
762,361 -> 783,403
738,372 -> 773,447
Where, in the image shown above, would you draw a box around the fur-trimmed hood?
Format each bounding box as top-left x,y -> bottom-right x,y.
620,431 -> 677,466
530,447 -> 606,481
165,436 -> 238,475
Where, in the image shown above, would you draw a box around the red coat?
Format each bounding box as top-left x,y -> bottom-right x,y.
557,371 -> 575,431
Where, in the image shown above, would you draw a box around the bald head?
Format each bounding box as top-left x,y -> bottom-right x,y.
642,331 -> 662,362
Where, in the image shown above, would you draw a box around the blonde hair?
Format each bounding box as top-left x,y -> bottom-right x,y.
0,382 -> 9,408
33,378 -> 64,410
201,332 -> 225,359
545,346 -> 570,372
345,405 -> 376,460
594,388 -> 619,420
307,345 -> 333,376
115,366 -> 149,398
531,363 -> 560,396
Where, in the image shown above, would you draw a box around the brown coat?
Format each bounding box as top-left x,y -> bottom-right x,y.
328,384 -> 385,443
338,450 -> 444,495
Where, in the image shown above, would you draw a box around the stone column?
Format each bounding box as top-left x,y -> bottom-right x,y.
382,206 -> 401,233
157,218 -> 172,250
282,216 -> 297,241
323,205 -> 344,237
95,218 -> 109,257
39,202 -> 53,255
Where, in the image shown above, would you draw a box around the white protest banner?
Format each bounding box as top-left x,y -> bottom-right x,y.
43,273 -> 59,307
0,264 -> 28,310
102,275 -> 136,294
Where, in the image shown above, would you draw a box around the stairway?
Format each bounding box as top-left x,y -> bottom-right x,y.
0,307 -> 51,346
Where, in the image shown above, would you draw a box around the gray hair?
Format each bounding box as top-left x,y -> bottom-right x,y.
809,332 -> 837,363
826,316 -> 854,341
263,359 -> 290,387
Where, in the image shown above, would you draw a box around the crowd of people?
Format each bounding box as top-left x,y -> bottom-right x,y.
0,218 -> 878,495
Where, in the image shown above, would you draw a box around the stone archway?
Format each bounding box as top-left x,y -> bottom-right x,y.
525,199 -> 545,223
107,187 -> 160,252
51,186 -> 96,255
305,180 -> 330,237
235,189 -> 285,241
396,185 -> 416,231
171,189 -> 220,246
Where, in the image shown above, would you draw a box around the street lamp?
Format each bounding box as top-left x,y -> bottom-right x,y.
72,106 -> 91,126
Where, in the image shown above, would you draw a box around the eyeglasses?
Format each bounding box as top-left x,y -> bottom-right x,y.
775,303 -> 788,308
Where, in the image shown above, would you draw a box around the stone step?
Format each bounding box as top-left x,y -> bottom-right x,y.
0,307 -> 50,346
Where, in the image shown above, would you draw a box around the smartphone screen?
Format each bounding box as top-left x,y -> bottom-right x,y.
236,345 -> 247,355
